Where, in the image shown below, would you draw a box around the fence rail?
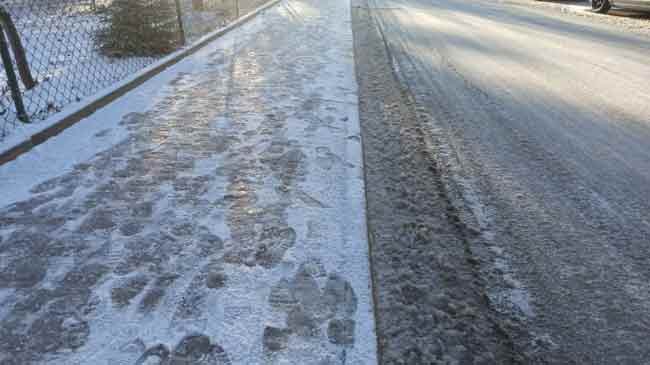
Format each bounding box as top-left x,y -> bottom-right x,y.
0,0 -> 267,140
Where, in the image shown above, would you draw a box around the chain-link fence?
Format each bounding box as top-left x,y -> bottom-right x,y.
0,0 -> 269,140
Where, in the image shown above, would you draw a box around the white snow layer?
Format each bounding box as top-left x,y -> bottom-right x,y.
0,0 -> 378,364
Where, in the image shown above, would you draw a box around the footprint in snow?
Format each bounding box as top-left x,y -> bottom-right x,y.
263,259 -> 358,363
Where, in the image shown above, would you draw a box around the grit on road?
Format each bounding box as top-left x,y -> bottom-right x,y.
357,0 -> 650,363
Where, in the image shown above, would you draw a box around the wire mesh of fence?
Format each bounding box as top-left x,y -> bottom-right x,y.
0,0 -> 268,140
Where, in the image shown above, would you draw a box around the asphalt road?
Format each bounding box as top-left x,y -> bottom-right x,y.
364,0 -> 650,363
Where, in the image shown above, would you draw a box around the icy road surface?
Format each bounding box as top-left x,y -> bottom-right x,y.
0,0 -> 377,364
365,0 -> 650,363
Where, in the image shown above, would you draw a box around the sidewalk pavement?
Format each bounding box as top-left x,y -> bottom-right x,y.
0,0 -> 377,364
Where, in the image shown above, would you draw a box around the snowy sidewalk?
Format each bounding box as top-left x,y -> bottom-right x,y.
0,0 -> 377,364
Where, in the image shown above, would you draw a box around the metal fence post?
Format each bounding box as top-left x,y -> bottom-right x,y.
0,5 -> 36,90
0,24 -> 28,123
174,0 -> 186,46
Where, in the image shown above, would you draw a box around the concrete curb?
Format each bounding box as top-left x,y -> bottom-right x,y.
0,0 -> 282,166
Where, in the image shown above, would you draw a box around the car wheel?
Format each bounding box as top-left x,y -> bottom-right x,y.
591,0 -> 611,13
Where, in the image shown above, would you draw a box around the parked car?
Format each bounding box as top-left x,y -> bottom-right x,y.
592,0 -> 650,13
